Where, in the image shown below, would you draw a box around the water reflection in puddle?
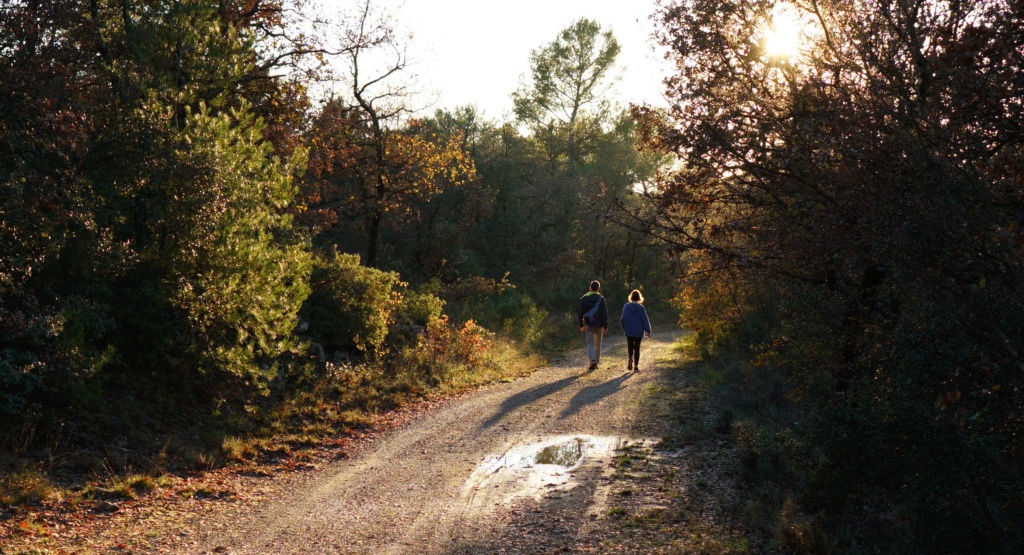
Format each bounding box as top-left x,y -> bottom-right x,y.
462,436 -> 623,509
534,438 -> 586,467
490,436 -> 605,472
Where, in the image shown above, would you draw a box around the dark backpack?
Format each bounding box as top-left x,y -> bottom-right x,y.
583,296 -> 603,326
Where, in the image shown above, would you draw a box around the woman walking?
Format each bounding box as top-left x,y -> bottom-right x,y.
620,289 -> 652,372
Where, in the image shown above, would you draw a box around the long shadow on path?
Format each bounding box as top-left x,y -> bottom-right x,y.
479,373 -> 580,430
559,372 -> 633,420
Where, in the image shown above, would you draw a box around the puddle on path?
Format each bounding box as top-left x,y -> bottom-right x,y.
534,438 -> 586,467
462,435 -> 632,510
484,435 -> 613,472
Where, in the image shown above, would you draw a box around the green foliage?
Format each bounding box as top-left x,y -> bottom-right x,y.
0,295 -> 118,429
481,289 -> 548,346
512,18 -> 621,135
302,250 -> 403,355
0,0 -> 321,446
168,102 -> 312,383
437,277 -> 549,346
398,280 -> 445,327
117,0 -> 257,101
0,353 -> 44,421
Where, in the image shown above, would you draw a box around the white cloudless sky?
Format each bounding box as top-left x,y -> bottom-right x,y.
317,0 -> 671,120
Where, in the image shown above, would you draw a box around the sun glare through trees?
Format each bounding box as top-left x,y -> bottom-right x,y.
762,2 -> 809,62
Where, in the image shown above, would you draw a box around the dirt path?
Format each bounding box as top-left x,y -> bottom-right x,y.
8,331 -> 750,554
180,334 -> 672,554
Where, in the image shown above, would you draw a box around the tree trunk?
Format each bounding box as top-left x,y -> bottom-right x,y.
366,210 -> 381,267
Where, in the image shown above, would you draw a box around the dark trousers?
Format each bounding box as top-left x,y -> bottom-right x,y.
627,336 -> 643,364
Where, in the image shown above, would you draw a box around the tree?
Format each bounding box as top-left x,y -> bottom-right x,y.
641,0 -> 1024,549
301,99 -> 477,268
379,107 -> 494,281
307,0 -> 476,268
0,0 -> 320,429
165,102 -> 312,383
512,18 -> 621,174
500,19 -> 670,301
0,0 -> 108,422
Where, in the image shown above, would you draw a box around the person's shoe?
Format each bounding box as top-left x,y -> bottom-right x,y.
633,361 -> 639,372
588,361 -> 597,371
627,360 -> 633,371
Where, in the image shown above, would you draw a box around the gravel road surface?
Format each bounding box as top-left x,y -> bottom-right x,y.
177,332 -> 686,554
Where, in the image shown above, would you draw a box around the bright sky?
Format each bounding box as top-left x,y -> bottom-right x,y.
318,0 -> 671,120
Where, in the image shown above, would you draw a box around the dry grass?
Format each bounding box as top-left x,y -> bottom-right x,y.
0,469 -> 58,505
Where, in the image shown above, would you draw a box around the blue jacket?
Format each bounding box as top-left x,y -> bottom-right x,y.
578,291 -> 608,329
620,302 -> 652,338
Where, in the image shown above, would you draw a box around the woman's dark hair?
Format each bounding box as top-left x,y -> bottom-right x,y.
590,280 -> 601,291
629,289 -> 644,303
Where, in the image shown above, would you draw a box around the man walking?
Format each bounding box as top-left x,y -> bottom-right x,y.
578,280 -> 608,370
